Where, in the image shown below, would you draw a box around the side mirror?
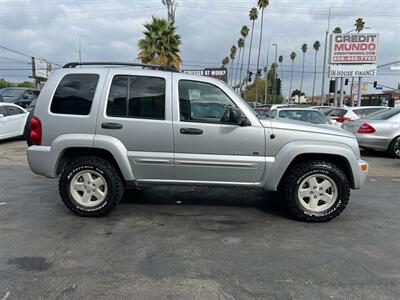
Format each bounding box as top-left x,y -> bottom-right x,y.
224,107 -> 251,126
23,95 -> 29,99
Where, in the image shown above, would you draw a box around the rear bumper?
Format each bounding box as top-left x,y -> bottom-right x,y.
355,134 -> 390,151
353,159 -> 368,190
27,146 -> 58,178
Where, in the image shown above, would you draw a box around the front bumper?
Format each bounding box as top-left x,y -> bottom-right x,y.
354,159 -> 368,189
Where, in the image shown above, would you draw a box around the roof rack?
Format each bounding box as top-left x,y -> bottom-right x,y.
62,62 -> 178,72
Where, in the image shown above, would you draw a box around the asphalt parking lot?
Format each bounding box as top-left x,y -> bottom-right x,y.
0,140 -> 399,299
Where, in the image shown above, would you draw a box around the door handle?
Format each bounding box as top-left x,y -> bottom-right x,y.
101,122 -> 123,129
180,127 -> 203,135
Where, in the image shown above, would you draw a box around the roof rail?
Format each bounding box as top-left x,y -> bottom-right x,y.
62,62 -> 178,72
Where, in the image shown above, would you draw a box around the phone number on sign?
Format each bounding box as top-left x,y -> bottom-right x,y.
332,56 -> 376,62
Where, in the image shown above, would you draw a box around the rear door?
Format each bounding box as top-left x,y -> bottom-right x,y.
4,105 -> 27,136
172,74 -> 266,184
0,106 -> 11,139
96,70 -> 173,180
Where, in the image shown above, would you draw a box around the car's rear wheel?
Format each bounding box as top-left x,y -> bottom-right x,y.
59,156 -> 123,217
282,160 -> 350,222
388,136 -> 400,159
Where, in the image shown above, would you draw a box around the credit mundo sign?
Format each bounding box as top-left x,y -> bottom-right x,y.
330,33 -> 379,64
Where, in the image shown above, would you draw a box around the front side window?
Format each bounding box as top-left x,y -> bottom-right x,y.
50,74 -> 99,115
178,80 -> 237,123
107,75 -> 165,119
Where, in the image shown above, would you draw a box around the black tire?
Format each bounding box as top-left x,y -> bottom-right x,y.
59,156 -> 124,217
282,160 -> 350,222
388,136 -> 400,159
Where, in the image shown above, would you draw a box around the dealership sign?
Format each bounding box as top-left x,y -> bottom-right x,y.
330,33 -> 379,64
182,68 -> 227,82
329,64 -> 377,78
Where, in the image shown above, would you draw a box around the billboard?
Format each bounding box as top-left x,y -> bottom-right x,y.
330,33 -> 379,64
329,64 -> 377,78
34,58 -> 53,79
182,68 -> 227,82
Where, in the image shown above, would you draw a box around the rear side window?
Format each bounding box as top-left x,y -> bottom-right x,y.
107,75 -> 165,119
50,74 -> 99,115
327,109 -> 346,117
0,106 -> 7,116
6,105 -> 24,115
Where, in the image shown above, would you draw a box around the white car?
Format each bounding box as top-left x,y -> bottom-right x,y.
0,103 -> 29,141
324,106 -> 389,124
270,107 -> 339,126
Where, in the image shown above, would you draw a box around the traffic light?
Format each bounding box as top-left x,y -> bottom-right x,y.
329,80 -> 335,93
373,81 -> 377,88
256,69 -> 262,78
247,71 -> 253,82
276,78 -> 282,95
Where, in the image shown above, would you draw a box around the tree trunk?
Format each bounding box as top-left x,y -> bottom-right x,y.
234,47 -> 241,89
312,51 -> 318,98
255,8 -> 264,102
300,53 -> 305,101
238,38 -> 246,92
245,20 -> 256,98
289,61 -> 294,102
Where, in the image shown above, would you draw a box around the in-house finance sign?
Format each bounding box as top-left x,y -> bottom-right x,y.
330,33 -> 379,64
182,68 -> 227,82
329,64 -> 377,78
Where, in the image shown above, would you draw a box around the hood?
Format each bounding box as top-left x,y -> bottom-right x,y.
260,118 -> 355,139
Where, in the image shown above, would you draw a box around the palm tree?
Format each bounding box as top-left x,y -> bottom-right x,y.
311,40 -> 320,98
229,45 -> 237,85
245,7 -> 258,90
234,38 -> 245,88
221,56 -> 230,68
355,18 -> 365,33
138,16 -> 182,69
238,25 -> 249,89
289,51 -> 297,101
299,43 -> 307,97
333,27 -> 342,34
278,55 -> 283,80
254,0 -> 269,101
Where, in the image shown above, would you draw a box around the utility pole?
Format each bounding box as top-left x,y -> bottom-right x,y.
272,43 -> 278,104
161,0 -> 177,23
78,36 -> 82,63
263,39 -> 270,104
321,7 -> 332,105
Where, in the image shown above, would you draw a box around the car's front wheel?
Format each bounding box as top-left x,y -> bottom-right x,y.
59,156 -> 123,217
282,160 -> 350,222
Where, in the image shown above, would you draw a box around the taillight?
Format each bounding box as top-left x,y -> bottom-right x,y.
30,116 -> 42,145
335,117 -> 352,123
357,122 -> 376,134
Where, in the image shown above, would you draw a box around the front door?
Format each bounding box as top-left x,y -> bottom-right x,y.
96,70 -> 174,180
172,76 -> 266,184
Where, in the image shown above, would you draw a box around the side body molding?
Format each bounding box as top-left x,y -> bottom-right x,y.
263,140 -> 359,191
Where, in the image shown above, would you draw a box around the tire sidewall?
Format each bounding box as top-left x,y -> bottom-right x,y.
291,166 -> 346,218
62,163 -> 111,213
389,137 -> 400,158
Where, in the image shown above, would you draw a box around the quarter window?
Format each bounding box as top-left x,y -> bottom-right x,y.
50,74 -> 99,115
178,80 -> 237,123
107,75 -> 165,119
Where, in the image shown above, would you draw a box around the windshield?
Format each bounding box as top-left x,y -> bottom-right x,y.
277,110 -> 330,124
369,108 -> 400,120
1,88 -> 24,97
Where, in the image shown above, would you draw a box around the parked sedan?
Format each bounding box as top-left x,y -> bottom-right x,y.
0,103 -> 29,141
325,106 -> 389,124
0,87 -> 40,108
342,107 -> 400,158
270,108 -> 336,126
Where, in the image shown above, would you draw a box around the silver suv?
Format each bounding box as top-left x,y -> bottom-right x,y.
27,62 -> 368,222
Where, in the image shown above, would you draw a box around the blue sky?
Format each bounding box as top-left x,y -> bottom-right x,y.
0,0 -> 399,96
